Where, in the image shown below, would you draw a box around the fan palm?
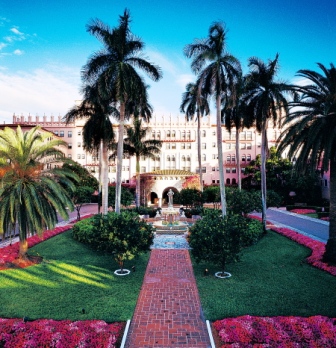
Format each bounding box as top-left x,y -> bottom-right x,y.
223,73 -> 253,190
278,63 -> 336,263
180,82 -> 210,191
0,126 -> 76,258
64,85 -> 117,214
123,117 -> 162,207
82,9 -> 162,213
184,22 -> 241,217
244,54 -> 290,232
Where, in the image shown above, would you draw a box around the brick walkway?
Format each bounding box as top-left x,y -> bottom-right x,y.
125,249 -> 211,347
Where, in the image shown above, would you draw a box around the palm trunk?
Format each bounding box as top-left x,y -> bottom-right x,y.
236,127 -> 241,190
261,125 -> 268,233
323,158 -> 336,263
18,239 -> 28,259
101,141 -> 109,215
197,111 -> 203,192
136,155 -> 140,208
217,96 -> 227,217
115,103 -> 125,214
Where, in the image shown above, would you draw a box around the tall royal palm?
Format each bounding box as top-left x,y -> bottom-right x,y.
244,54 -> 289,232
82,9 -> 162,213
0,126 -> 76,258
278,63 -> 336,263
123,117 -> 162,207
223,74 -> 253,190
64,85 -> 117,215
180,82 -> 210,192
184,22 -> 241,216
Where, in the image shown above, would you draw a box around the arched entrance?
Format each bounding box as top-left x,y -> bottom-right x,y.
162,187 -> 178,206
150,192 -> 158,204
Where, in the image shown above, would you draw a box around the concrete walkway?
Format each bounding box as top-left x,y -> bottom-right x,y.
125,249 -> 211,348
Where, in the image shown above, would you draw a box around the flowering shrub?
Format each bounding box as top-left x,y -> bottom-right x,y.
213,315 -> 336,347
321,217 -> 330,221
0,318 -> 123,348
290,208 -> 316,214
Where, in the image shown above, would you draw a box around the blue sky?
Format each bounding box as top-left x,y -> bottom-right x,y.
0,0 -> 335,123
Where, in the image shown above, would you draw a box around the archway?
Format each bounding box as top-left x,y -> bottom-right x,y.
150,192 -> 158,204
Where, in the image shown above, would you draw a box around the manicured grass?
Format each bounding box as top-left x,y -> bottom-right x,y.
305,213 -> 319,219
193,230 -> 336,321
0,230 -> 149,322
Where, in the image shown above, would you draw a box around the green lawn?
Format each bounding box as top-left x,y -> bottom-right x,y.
0,230 -> 149,322
193,231 -> 336,321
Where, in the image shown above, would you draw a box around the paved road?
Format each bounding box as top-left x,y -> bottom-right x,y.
250,208 -> 329,243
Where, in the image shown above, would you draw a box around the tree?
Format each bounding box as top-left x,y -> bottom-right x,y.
203,185 -> 221,209
123,117 -> 162,207
72,186 -> 95,221
0,126 -> 76,258
105,185 -> 133,209
223,74 -> 253,190
180,82 -> 210,191
278,63 -> 336,263
64,85 -> 116,215
62,161 -> 99,191
244,54 -> 290,232
177,188 -> 203,208
188,210 -> 243,277
184,22 -> 241,217
82,9 -> 162,214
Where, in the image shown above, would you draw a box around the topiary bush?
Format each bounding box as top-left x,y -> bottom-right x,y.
72,211 -> 154,271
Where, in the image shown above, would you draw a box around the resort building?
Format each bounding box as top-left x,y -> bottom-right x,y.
8,113 -> 330,200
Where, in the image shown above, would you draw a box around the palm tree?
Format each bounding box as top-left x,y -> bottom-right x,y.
123,117 -> 162,207
278,63 -> 336,263
223,74 -> 253,190
180,82 -> 210,192
64,85 -> 117,215
0,126 -> 76,258
82,9 -> 162,213
244,54 -> 290,232
184,22 -> 241,216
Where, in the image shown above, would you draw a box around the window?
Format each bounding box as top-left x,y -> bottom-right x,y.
152,130 -> 155,139
59,130 -> 64,137
226,178 -> 231,185
241,143 -> 246,149
155,156 -> 160,162
68,131 -> 72,138
202,154 -> 206,161
247,143 -> 252,149
230,132 -> 236,140
78,131 -> 81,136
167,155 -> 171,161
226,155 -> 231,162
166,130 -> 171,138
257,142 -> 261,148
68,154 -> 72,159
232,168 -> 237,173
54,131 -> 58,136
111,167 -> 116,173
212,130 -> 216,136
82,154 -> 85,159
181,143 -> 185,150
68,143 -> 72,149
157,131 -> 161,139
196,167 -> 206,173
226,143 -> 231,149
212,180 -> 216,184
172,130 -> 176,138
77,154 -> 81,159
240,131 -> 246,140
242,155 -> 246,162
182,131 -> 186,139
247,131 -> 252,140
212,167 -> 216,171
241,168 -> 245,173
166,143 -> 170,150
231,155 -> 236,162
247,155 -> 251,161
181,155 -> 186,162
202,130 -> 206,137
78,142 -> 81,147
141,166 -> 146,173
171,156 -> 175,162
232,178 -> 237,185
212,154 -> 217,159
186,155 -> 191,162
212,142 -> 216,148
187,130 -> 191,140
202,143 -> 206,149
186,143 -> 191,149
171,143 -> 176,150
226,168 -> 230,173
141,156 -> 146,161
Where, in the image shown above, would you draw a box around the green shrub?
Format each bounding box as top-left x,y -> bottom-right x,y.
124,207 -> 156,217
240,219 -> 263,247
72,211 -> 154,270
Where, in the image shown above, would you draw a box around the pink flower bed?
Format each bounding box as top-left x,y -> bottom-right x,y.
213,315 -> 336,347
0,318 -> 123,348
290,208 -> 316,214
0,214 -> 124,347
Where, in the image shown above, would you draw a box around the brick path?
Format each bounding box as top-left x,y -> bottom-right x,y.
125,249 -> 211,347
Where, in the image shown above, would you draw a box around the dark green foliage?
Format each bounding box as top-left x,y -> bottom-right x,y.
266,190 -> 283,208
98,185 -> 133,209
226,188 -> 261,215
73,186 -> 95,220
240,219 -> 263,247
176,188 -> 203,208
125,207 -> 157,217
72,211 -> 154,270
62,162 -> 99,191
202,185 -> 221,209
189,210 -> 244,273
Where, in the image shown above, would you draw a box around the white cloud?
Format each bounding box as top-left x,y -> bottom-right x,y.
0,67 -> 81,124
0,43 -> 6,50
13,49 -> 24,55
10,27 -> 24,36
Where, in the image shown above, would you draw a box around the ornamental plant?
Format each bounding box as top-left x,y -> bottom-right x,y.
72,211 -> 154,272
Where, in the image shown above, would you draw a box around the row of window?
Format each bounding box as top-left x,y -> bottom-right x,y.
54,130 -> 82,138
211,178 -> 238,185
151,130 -> 256,140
